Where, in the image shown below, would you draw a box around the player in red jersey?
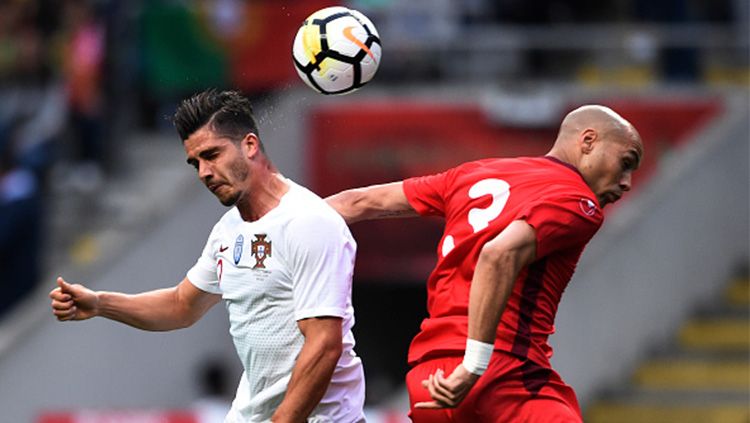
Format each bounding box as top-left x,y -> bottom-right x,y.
326,105 -> 644,422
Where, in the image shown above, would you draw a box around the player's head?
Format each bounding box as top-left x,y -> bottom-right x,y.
174,89 -> 268,207
173,89 -> 262,149
553,105 -> 644,208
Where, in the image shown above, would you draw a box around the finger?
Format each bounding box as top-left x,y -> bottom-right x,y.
414,401 -> 444,409
420,370 -> 440,388
49,289 -> 71,301
51,299 -> 75,311
421,373 -> 433,389
425,375 -> 456,408
53,306 -> 77,320
429,370 -> 459,400
430,379 -> 457,406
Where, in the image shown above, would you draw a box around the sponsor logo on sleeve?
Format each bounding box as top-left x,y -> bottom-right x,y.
579,198 -> 597,216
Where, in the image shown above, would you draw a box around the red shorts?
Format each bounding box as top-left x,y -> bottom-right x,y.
406,351 -> 582,423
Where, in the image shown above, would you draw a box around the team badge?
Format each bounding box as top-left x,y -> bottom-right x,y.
234,234 -> 244,265
251,234 -> 272,269
579,198 -> 597,216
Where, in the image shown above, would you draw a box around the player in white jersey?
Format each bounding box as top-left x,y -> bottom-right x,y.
49,89 -> 366,422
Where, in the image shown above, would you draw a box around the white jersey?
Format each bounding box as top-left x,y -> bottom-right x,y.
187,179 -> 365,422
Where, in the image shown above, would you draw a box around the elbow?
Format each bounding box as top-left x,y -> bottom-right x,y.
323,335 -> 344,360
174,316 -> 196,330
329,189 -> 368,224
176,305 -> 205,329
479,225 -> 537,267
477,240 -> 531,277
171,291 -> 201,330
478,241 -> 512,267
317,332 -> 344,365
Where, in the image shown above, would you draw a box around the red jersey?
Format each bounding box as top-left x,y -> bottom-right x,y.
403,156 -> 603,368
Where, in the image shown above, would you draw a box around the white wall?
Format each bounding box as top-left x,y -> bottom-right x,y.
551,94 -> 750,406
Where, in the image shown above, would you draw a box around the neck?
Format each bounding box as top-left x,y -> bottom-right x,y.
545,142 -> 578,169
236,172 -> 289,222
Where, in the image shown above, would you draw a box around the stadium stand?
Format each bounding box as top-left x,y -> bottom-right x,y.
586,269 -> 749,423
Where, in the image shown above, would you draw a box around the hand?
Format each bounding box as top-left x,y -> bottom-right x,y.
414,364 -> 480,409
49,277 -> 99,321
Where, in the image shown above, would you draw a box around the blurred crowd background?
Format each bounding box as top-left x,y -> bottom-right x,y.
1,0 -> 746,320
0,1 -> 747,422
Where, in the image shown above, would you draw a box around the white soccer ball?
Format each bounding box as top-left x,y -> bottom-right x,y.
292,6 -> 381,95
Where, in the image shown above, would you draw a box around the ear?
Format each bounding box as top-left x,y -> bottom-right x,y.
580,128 -> 598,154
241,133 -> 261,159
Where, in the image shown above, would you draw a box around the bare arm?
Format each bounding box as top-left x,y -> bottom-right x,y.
467,220 -> 537,343
272,317 -> 343,422
417,220 -> 538,408
325,181 -> 418,224
49,276 -> 221,331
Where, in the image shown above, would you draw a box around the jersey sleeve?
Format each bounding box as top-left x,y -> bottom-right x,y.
287,212 -> 356,321
186,223 -> 222,295
519,194 -> 603,259
402,168 -> 453,217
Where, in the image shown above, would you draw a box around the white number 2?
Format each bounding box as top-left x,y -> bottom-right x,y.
442,178 -> 510,257
468,179 -> 510,232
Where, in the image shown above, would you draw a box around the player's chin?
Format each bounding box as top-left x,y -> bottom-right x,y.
216,191 -> 240,207
602,192 -> 622,208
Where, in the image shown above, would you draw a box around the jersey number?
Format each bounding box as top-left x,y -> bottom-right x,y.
442,178 -> 510,257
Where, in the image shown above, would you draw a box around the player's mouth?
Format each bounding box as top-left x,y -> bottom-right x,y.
208,182 -> 225,193
607,192 -> 621,204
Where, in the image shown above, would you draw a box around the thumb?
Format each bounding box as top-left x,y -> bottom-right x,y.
57,277 -> 73,293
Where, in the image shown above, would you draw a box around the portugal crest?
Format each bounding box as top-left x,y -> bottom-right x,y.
251,234 -> 272,269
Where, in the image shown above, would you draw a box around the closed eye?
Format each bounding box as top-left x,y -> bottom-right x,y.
200,147 -> 221,162
621,152 -> 639,171
186,147 -> 222,171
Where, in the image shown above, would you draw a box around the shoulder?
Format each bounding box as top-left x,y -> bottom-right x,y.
284,182 -> 350,233
211,208 -> 242,233
441,157 -> 542,181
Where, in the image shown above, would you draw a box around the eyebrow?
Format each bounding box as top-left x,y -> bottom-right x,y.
186,146 -> 221,166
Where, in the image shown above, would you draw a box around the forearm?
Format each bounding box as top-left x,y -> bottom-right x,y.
467,221 -> 537,344
97,288 -> 192,331
325,182 -> 417,224
467,251 -> 520,343
272,335 -> 341,422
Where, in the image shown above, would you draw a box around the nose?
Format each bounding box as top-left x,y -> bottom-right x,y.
619,171 -> 632,192
198,161 -> 213,181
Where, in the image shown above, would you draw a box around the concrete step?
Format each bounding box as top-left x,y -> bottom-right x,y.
633,359 -> 750,391
678,318 -> 750,352
595,387 -> 750,403
725,277 -> 750,307
586,401 -> 750,423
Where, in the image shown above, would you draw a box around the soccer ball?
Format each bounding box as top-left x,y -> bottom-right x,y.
292,6 -> 381,95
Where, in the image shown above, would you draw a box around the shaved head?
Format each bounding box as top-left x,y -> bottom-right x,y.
558,105 -> 638,145
550,104 -> 643,166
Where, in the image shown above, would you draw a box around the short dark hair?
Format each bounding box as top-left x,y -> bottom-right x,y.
173,89 -> 260,145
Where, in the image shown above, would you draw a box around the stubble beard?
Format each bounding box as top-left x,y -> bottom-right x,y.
217,156 -> 251,207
